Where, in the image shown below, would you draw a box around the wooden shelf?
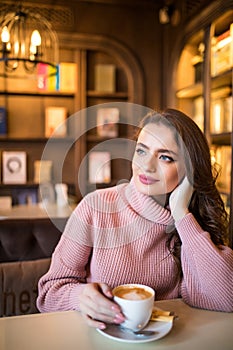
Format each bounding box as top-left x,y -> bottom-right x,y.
211,132 -> 232,145
0,183 -> 39,189
176,82 -> 203,98
0,90 -> 75,98
0,136 -> 74,143
211,70 -> 233,91
86,134 -> 129,142
87,90 -> 128,99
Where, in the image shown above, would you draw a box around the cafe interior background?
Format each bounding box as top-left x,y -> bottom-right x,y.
0,0 -> 232,317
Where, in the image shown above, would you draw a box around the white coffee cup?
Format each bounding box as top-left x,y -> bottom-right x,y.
112,283 -> 155,332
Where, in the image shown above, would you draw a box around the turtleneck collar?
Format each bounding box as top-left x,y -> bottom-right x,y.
124,178 -> 174,226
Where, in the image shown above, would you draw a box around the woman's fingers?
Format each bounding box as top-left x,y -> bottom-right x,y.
80,297 -> 122,323
79,283 -> 125,328
169,176 -> 193,221
82,313 -> 106,330
99,282 -> 113,298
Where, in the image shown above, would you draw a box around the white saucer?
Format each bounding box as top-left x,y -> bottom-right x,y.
96,319 -> 173,343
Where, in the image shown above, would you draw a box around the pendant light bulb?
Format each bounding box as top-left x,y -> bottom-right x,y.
31,30 -> 41,46
1,26 -> 10,43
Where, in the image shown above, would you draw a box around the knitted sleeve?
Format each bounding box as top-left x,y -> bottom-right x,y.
37,197 -> 94,313
177,213 -> 233,312
37,236 -> 92,312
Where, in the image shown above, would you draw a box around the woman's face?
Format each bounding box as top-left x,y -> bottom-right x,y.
132,123 -> 186,203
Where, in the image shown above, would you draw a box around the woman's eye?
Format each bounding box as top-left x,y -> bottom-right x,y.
135,148 -> 146,156
159,155 -> 174,162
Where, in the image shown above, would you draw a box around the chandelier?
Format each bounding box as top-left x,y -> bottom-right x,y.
0,5 -> 59,78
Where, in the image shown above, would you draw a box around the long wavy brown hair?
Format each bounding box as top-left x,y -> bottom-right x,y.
137,108 -> 229,275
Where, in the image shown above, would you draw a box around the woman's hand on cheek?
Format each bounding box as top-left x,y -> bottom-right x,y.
78,282 -> 125,330
169,176 -> 193,222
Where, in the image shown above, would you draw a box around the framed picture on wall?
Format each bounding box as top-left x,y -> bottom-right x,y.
97,107 -> 119,137
2,151 -> 27,184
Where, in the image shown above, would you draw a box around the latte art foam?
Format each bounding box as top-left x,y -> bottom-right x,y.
115,287 -> 152,300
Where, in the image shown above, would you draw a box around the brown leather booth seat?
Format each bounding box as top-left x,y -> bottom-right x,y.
0,218 -> 65,262
0,218 -> 66,317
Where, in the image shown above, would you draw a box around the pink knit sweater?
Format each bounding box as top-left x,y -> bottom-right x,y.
37,180 -> 233,312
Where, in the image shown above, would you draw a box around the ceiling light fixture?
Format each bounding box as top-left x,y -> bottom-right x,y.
159,1 -> 180,26
0,5 -> 59,78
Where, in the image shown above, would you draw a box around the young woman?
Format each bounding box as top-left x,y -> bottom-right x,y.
37,108 -> 233,330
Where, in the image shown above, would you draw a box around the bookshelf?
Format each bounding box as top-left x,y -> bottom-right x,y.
173,4 -> 233,246
72,45 -> 145,199
0,46 -> 78,203
0,33 -> 144,206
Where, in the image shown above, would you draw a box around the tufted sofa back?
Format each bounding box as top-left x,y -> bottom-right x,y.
0,218 -> 66,316
0,219 -> 64,262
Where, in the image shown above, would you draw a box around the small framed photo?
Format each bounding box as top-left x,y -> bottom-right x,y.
88,151 -> 111,184
97,107 -> 119,138
2,151 -> 27,184
45,106 -> 68,138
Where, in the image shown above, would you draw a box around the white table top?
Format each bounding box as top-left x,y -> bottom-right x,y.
0,203 -> 75,220
0,299 -> 232,350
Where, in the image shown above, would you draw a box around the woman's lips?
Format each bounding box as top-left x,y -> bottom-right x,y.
139,174 -> 159,185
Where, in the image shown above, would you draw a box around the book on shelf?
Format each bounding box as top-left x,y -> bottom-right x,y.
88,151 -> 111,184
211,23 -> 233,76
94,64 -> 116,93
193,96 -> 204,131
0,107 -> 7,135
37,63 -> 58,91
47,65 -> 59,91
57,62 -> 77,93
223,95 -> 232,132
214,146 -> 231,194
211,90 -> 232,133
97,107 -> 120,137
34,160 -> 53,183
37,63 -> 47,90
37,62 -> 77,93
211,99 -> 224,133
2,151 -> 27,184
45,106 -> 68,138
